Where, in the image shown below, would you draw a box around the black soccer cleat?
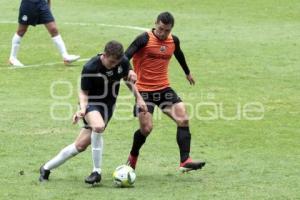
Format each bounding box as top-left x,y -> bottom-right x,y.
39,166 -> 51,182
179,158 -> 206,173
84,172 -> 101,184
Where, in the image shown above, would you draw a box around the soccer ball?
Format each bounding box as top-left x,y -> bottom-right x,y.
113,165 -> 136,187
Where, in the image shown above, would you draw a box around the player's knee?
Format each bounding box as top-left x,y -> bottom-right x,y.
75,142 -> 88,152
49,27 -> 59,37
17,30 -> 26,37
140,125 -> 152,136
92,126 -> 105,133
176,118 -> 189,127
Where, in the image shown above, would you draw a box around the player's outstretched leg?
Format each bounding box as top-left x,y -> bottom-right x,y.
177,126 -> 206,172
39,143 -> 79,182
39,128 -> 91,182
164,102 -> 206,172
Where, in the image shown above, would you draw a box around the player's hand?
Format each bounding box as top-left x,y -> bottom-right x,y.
72,110 -> 85,124
127,70 -> 137,83
137,97 -> 148,113
186,74 -> 195,85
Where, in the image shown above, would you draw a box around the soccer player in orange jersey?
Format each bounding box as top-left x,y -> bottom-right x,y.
125,12 -> 205,172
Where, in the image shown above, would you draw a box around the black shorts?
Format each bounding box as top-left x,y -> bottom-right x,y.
18,0 -> 55,26
83,103 -> 114,129
134,87 -> 182,116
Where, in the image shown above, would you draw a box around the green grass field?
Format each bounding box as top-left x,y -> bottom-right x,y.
0,0 -> 299,199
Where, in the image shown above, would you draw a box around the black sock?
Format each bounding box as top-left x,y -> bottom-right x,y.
177,127 -> 191,163
130,129 -> 146,157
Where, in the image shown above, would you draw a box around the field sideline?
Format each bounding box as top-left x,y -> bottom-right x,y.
0,0 -> 299,199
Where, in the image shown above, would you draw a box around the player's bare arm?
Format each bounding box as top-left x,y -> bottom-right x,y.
124,78 -> 148,113
127,69 -> 137,83
72,89 -> 89,124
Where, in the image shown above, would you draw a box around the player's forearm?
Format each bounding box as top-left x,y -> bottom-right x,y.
47,0 -> 51,7
125,82 -> 142,100
125,78 -> 147,113
78,90 -> 89,112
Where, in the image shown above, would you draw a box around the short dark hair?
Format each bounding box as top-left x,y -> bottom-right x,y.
104,40 -> 124,60
156,12 -> 175,27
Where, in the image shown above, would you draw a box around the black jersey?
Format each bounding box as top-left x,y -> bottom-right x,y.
81,54 -> 131,105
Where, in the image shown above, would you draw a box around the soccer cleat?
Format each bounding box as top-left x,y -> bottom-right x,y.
63,54 -> 80,65
39,166 -> 51,182
126,154 -> 138,170
9,57 -> 24,67
179,158 -> 206,173
84,171 -> 101,184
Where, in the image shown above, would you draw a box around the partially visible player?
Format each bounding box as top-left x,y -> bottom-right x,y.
39,40 -> 147,184
9,0 -> 80,67
125,12 -> 205,172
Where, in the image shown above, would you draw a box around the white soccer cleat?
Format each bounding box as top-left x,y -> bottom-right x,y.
9,57 -> 24,67
63,54 -> 80,65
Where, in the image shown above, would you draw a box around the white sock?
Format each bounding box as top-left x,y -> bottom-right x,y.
51,34 -> 68,58
10,33 -> 22,59
91,131 -> 103,174
44,143 -> 79,170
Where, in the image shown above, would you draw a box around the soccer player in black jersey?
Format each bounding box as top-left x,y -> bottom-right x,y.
9,0 -> 79,67
39,40 -> 147,184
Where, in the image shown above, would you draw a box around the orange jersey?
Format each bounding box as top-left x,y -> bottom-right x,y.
132,31 -> 175,91
125,30 -> 190,92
